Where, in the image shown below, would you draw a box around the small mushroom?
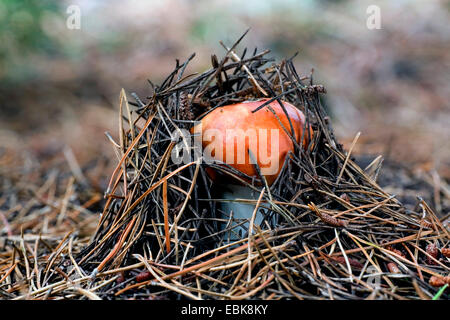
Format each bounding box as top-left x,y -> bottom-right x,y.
193,98 -> 312,239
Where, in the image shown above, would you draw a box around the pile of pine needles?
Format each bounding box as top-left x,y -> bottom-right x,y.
1,34 -> 449,300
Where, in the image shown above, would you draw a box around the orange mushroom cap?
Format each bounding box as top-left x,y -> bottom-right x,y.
193,98 -> 312,186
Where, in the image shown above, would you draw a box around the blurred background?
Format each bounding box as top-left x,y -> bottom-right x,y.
0,0 -> 449,216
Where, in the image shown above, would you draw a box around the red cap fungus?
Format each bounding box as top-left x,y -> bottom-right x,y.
194,98 -> 312,186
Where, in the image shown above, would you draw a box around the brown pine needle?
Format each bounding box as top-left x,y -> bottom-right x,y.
163,180 -> 170,254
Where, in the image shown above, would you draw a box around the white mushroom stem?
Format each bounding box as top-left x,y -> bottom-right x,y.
217,184 -> 266,241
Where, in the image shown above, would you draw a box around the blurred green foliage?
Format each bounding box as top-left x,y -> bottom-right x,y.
0,0 -> 63,83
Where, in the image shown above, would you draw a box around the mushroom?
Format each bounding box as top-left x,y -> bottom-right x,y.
193,98 -> 312,239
